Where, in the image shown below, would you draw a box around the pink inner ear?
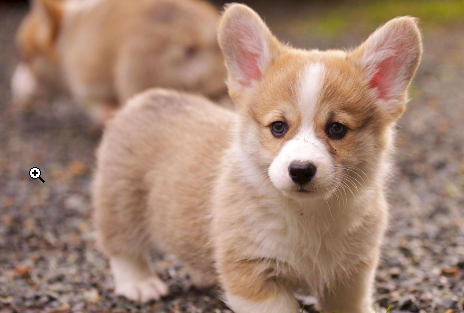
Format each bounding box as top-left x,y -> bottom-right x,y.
369,56 -> 395,100
368,38 -> 412,101
235,27 -> 262,86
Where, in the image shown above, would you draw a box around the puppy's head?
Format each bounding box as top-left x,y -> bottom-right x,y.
12,0 -> 63,109
219,4 -> 422,200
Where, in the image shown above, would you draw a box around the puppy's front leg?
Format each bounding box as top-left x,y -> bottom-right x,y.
218,258 -> 299,313
226,292 -> 299,313
317,251 -> 379,313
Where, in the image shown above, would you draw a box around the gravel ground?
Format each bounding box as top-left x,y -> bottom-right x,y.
1,1 -> 463,313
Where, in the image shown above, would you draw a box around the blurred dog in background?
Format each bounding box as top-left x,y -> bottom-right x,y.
11,0 -> 227,126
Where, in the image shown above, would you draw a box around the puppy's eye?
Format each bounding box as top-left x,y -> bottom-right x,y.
271,121 -> 287,138
326,122 -> 347,140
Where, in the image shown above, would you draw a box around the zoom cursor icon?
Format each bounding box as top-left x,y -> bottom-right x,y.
30,167 -> 45,183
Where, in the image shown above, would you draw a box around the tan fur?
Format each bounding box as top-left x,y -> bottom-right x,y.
13,0 -> 227,123
93,5 -> 422,313
16,0 -> 63,61
93,90 -> 233,287
13,0 -> 65,103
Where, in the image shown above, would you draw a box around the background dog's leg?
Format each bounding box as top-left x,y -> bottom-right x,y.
87,101 -> 119,128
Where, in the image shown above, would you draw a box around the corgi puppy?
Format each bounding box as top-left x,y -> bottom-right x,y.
93,4 -> 422,313
11,0 -> 227,124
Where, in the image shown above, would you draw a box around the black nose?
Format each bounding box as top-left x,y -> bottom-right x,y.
288,161 -> 317,185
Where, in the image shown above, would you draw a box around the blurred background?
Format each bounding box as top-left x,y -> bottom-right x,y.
0,0 -> 463,312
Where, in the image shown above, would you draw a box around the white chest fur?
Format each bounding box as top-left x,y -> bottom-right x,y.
238,191 -> 383,292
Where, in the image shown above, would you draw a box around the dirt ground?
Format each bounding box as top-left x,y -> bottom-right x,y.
1,1 -> 463,313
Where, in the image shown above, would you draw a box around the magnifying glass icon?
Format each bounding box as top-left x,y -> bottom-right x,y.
29,167 -> 45,183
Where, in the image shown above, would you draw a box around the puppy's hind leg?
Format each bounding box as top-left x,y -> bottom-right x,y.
110,254 -> 168,302
95,223 -> 169,303
93,168 -> 168,303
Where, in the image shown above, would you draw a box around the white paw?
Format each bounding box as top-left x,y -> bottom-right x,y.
115,276 -> 169,302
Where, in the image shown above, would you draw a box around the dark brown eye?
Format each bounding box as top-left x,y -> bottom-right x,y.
326,122 -> 347,140
271,121 -> 287,138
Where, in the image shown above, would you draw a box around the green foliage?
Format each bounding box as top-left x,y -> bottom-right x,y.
289,0 -> 464,39
312,16 -> 347,38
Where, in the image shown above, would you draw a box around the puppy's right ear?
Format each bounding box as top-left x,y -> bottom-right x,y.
218,4 -> 280,105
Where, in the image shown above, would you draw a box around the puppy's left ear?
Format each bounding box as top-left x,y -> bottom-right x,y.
349,17 -> 423,120
218,4 -> 281,107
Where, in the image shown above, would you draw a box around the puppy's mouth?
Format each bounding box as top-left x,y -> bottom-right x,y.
287,185 -> 318,197
286,183 -> 329,198
296,186 -> 310,193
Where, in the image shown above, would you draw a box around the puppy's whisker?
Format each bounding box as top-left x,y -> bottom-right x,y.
339,177 -> 355,198
343,168 -> 366,185
340,173 -> 359,192
344,165 -> 369,180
